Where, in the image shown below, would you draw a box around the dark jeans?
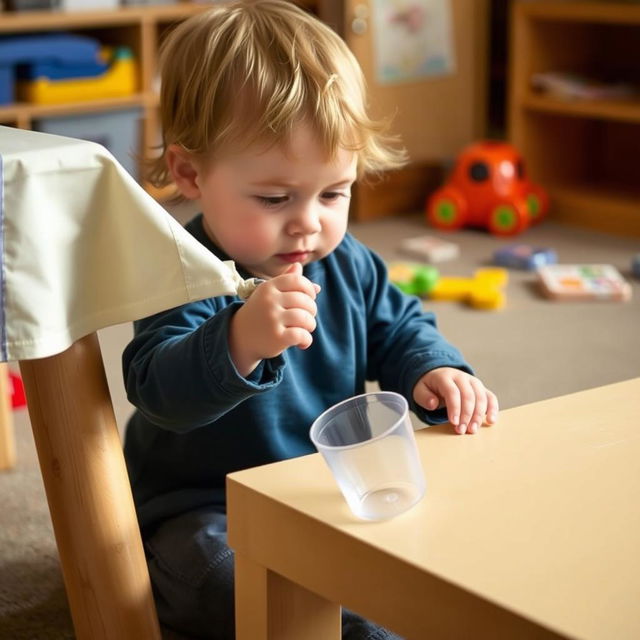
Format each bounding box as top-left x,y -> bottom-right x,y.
144,508 -> 403,640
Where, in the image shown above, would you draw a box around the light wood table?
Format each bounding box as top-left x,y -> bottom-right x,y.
227,378 -> 640,640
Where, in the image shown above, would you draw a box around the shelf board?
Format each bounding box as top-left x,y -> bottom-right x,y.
0,94 -> 152,123
523,94 -> 640,124
0,4 -> 209,32
520,1 -> 640,25
547,181 -> 640,237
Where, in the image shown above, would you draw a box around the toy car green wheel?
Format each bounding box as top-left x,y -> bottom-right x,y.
525,186 -> 549,225
526,193 -> 543,222
488,202 -> 527,236
427,188 -> 467,231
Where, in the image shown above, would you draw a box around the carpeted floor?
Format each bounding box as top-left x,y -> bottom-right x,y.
1,211 -> 639,639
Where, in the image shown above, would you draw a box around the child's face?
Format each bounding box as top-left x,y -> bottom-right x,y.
185,124 -> 357,279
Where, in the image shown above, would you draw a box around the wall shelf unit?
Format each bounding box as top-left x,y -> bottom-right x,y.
509,1 -> 640,237
0,3 -> 216,194
0,1 -> 320,200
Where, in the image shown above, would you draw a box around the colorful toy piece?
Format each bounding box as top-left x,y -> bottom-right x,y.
430,268 -> 508,310
388,262 -> 439,296
494,244 -> 557,270
537,264 -> 631,301
398,234 -> 460,263
426,140 -> 549,237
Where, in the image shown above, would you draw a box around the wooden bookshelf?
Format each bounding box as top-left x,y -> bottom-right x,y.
0,1 -> 325,196
0,3 -> 214,184
509,1 -> 640,237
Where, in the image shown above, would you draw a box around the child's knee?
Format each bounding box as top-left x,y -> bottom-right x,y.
144,509 -> 236,639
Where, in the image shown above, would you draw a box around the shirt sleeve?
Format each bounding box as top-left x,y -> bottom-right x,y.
352,238 -> 474,425
122,299 -> 284,432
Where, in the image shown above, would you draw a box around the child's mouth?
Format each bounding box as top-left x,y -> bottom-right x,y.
277,251 -> 310,263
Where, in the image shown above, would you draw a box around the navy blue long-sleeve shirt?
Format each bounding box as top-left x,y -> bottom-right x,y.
123,214 -> 472,530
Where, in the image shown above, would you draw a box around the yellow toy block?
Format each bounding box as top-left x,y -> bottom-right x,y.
430,267 -> 508,310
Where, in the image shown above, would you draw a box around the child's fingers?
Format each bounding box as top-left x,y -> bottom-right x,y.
281,291 -> 318,317
451,376 -> 482,434
283,262 -> 303,275
276,265 -> 321,299
283,308 -> 317,334
484,390 -> 499,425
413,383 -> 440,411
282,326 -> 313,350
464,378 -> 489,434
434,379 -> 461,431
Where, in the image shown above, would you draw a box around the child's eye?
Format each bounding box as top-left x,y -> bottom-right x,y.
256,195 -> 288,208
322,191 -> 350,202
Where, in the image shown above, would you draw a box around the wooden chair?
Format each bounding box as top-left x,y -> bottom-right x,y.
0,363 -> 16,471
0,126 -> 252,639
20,334 -> 162,638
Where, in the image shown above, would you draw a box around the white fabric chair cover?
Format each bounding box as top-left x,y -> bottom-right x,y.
0,126 -> 254,361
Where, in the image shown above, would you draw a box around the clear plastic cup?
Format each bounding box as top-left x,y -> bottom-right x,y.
309,391 -> 426,520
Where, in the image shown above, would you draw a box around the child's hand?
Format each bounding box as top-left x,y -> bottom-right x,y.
413,367 -> 499,435
228,262 -> 320,377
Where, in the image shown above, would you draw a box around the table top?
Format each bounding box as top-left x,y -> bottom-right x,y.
227,378 -> 640,639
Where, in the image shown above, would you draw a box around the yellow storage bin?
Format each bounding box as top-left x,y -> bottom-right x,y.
18,47 -> 137,104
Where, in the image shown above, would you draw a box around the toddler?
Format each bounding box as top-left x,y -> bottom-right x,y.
123,2 -> 498,638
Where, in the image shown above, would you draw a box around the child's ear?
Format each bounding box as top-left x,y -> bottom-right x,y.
166,144 -> 201,200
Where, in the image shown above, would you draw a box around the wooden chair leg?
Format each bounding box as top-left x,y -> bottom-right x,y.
19,333 -> 161,640
0,362 -> 16,471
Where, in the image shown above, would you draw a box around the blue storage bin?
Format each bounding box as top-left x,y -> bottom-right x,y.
0,33 -> 101,104
0,66 -> 12,105
34,108 -> 142,180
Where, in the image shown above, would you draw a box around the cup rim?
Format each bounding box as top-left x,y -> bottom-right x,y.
309,391 -> 409,452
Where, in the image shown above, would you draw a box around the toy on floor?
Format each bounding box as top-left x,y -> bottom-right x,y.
494,243 -> 557,270
537,264 -> 632,301
430,268 -> 508,310
632,254 -> 640,278
389,263 -> 507,310
388,262 -> 439,296
398,234 -> 460,263
426,140 -> 549,237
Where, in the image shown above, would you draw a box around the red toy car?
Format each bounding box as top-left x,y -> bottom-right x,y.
426,141 -> 549,236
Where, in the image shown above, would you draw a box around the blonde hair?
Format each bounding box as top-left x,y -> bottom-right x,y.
147,0 -> 407,189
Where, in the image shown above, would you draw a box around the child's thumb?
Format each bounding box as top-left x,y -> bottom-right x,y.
284,262 -> 303,275
283,261 -> 321,295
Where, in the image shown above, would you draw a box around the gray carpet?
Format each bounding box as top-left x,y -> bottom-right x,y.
1,212 -> 639,639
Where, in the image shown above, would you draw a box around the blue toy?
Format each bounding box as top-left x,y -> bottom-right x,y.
494,243 -> 557,270
632,253 -> 640,278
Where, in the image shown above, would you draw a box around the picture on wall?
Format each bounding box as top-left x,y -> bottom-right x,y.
372,0 -> 456,84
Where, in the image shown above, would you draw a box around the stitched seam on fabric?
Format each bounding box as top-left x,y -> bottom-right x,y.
2,288 -> 200,349
168,220 -> 192,296
0,154 -> 6,360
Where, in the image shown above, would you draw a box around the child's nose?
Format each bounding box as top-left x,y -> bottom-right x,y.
288,204 -> 321,235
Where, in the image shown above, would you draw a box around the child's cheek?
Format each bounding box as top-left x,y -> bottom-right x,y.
229,224 -> 276,258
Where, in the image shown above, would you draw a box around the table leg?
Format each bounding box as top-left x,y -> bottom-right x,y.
235,552 -> 341,640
